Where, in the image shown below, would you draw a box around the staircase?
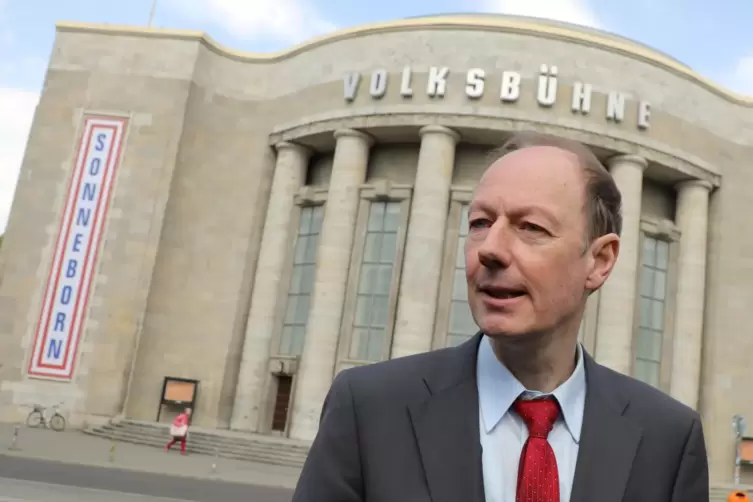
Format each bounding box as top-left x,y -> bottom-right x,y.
83,419 -> 310,468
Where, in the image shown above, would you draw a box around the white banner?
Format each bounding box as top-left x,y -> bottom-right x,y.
27,115 -> 128,380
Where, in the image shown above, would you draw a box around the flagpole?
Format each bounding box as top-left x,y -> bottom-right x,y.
147,0 -> 158,27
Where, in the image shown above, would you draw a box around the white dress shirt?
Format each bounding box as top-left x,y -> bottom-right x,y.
476,335 -> 587,502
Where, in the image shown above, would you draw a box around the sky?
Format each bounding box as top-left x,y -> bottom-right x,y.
0,0 -> 752,234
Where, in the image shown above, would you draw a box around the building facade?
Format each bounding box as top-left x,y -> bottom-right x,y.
0,14 -> 752,485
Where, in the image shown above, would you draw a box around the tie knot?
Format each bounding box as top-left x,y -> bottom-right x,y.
513,397 -> 560,438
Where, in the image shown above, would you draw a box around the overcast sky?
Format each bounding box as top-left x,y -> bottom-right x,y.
1,0 -> 751,234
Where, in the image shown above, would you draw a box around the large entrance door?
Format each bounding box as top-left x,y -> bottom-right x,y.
271,375 -> 293,432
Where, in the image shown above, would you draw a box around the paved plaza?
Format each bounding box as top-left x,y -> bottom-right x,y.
0,456 -> 293,501
0,476 -> 187,502
0,423 -> 299,501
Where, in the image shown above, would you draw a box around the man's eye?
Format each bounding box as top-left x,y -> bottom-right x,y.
522,222 -> 546,233
469,219 -> 490,229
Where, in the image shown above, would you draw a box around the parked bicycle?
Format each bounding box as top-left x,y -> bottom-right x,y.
26,403 -> 66,431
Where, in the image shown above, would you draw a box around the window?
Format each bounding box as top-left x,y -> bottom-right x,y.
634,235 -> 670,387
278,205 -> 324,356
446,206 -> 478,347
348,201 -> 403,361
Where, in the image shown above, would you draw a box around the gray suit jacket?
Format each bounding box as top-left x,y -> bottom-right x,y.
292,333 -> 709,502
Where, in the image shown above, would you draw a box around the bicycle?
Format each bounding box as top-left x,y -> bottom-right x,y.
26,403 -> 66,431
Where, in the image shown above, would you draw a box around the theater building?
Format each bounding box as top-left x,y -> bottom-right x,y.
0,13 -> 752,485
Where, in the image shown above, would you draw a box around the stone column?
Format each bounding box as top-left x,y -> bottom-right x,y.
670,180 -> 712,409
594,154 -> 647,375
288,129 -> 373,441
391,125 -> 459,358
229,141 -> 310,431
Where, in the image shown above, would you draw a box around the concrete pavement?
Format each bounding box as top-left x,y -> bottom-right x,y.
0,456 -> 293,501
0,423 -> 301,490
0,476 -> 187,502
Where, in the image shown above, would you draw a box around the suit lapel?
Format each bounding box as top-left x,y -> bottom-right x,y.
570,353 -> 643,502
408,334 -> 485,502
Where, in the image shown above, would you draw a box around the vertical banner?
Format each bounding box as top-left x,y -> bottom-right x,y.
27,115 -> 129,380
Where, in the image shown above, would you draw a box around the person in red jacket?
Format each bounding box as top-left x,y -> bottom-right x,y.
165,408 -> 191,455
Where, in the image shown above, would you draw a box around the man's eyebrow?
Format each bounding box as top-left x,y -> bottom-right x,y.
511,205 -> 559,221
468,200 -> 494,213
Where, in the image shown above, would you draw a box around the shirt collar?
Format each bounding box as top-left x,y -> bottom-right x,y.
476,334 -> 586,443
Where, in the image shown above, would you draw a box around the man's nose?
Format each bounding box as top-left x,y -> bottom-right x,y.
476,222 -> 511,270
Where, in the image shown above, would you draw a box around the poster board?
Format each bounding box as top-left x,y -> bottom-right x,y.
740,437 -> 753,464
164,380 -> 196,403
156,377 -> 199,422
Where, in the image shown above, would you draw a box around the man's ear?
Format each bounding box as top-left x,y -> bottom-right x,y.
585,233 -> 620,291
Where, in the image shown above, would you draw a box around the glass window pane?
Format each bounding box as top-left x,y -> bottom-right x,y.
354,295 -> 371,327
289,265 -> 303,294
656,240 -> 669,270
278,205 -> 323,356
375,265 -> 393,295
369,295 -> 390,327
640,266 -> 654,298
299,207 -> 312,233
634,359 -> 660,388
350,328 -> 369,360
639,297 -> 652,328
383,202 -> 401,231
290,326 -> 306,357
449,301 -> 477,336
653,270 -> 666,300
445,204 -> 477,348
311,205 -> 324,232
643,237 -> 656,267
363,233 -> 381,263
279,326 -> 294,355
447,333 -> 473,348
294,236 -> 308,264
358,264 -> 379,294
459,209 -> 469,237
651,299 -> 664,330
303,235 -> 319,263
350,201 -> 404,360
636,329 -> 662,362
294,295 -> 310,324
455,236 -> 466,267
300,264 -> 315,295
634,235 -> 670,383
379,232 -> 398,263
367,202 -> 385,231
284,296 -> 298,324
366,328 -> 386,361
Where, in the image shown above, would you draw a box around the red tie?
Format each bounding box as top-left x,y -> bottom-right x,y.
513,397 -> 561,502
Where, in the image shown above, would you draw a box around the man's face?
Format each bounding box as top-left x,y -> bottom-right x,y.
464,146 -> 618,340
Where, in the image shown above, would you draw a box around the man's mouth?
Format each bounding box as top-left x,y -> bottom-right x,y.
479,286 -> 527,300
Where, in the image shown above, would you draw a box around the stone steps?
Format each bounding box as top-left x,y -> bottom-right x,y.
83,420 -> 309,468
106,420 -> 310,452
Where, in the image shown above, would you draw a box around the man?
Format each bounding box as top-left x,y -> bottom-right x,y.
292,131 -> 709,502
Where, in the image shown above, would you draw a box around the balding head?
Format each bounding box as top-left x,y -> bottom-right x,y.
464,131 -> 622,344
488,131 -> 623,245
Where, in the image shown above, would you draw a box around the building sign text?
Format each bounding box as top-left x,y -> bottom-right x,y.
344,64 -> 651,130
